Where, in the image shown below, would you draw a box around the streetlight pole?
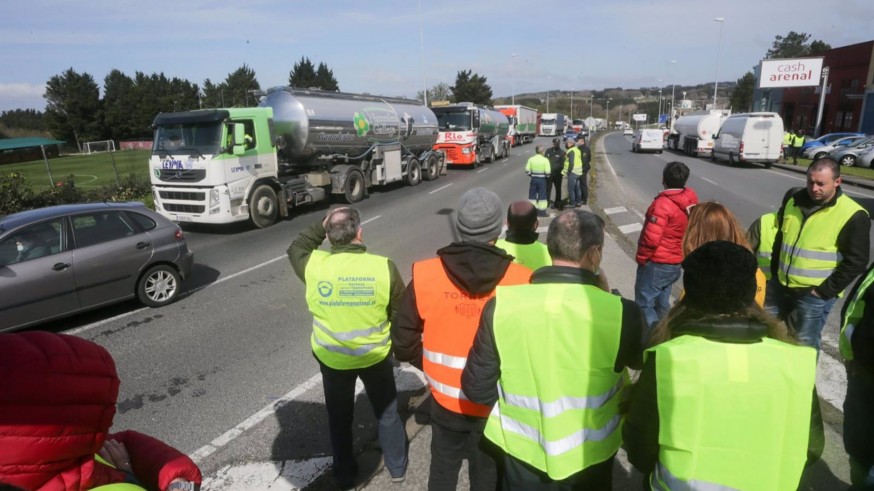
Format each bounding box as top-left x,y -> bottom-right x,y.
606,98 -> 612,130
669,60 -> 677,125
713,17 -> 725,109
546,75 -> 550,113
571,88 -> 574,120
511,53 -> 517,106
658,86 -> 663,125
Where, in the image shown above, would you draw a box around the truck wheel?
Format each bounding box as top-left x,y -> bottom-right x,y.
764,161 -> 773,169
424,155 -> 439,181
728,153 -> 737,167
473,150 -> 481,168
406,159 -> 422,186
137,264 -> 181,307
344,169 -> 366,203
484,146 -> 494,163
249,184 -> 278,229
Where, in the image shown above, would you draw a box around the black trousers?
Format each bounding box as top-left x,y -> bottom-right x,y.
501,452 -> 615,491
580,171 -> 589,204
548,172 -> 563,209
428,401 -> 499,491
845,366 -> 874,488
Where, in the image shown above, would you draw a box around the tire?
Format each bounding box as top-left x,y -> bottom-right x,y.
137,264 -> 181,307
344,169 -> 366,203
814,151 -> 827,160
658,150 -> 663,154
249,184 -> 278,229
765,161 -> 773,169
840,155 -> 857,167
484,146 -> 494,163
728,153 -> 736,167
473,150 -> 481,168
424,155 -> 439,181
405,159 -> 422,186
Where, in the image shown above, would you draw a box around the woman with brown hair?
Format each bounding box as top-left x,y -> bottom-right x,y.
682,201 -> 767,307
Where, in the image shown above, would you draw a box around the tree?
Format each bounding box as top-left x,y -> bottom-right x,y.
0,109 -> 45,131
102,69 -> 137,140
223,64 -> 260,106
451,70 -> 493,106
315,62 -> 339,91
765,31 -> 832,59
289,56 -> 318,88
44,68 -> 101,150
729,72 -> 756,113
416,82 -> 452,104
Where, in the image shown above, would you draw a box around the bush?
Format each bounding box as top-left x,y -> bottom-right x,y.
0,171 -> 34,215
0,172 -> 153,216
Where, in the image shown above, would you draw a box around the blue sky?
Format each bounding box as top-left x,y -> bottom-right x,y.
1,0 -> 872,112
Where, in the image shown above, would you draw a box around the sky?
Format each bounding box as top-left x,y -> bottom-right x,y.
2,0 -> 873,113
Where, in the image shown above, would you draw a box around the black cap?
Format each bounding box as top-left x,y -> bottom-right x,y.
552,138 -> 561,144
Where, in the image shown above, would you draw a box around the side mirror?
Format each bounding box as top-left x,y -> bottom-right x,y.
472,111 -> 481,128
232,124 -> 246,155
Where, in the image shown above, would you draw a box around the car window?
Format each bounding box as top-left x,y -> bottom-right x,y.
73,211 -> 137,248
0,218 -> 65,265
128,211 -> 157,231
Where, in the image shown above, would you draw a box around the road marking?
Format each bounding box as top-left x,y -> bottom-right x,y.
361,215 -> 381,225
428,183 -> 453,194
476,167 -> 488,173
604,206 -> 628,215
701,177 -> 718,186
618,223 -> 643,234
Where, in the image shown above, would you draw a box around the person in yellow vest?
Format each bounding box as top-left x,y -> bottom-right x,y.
563,138 -> 584,208
526,145 -> 552,217
462,209 -> 646,489
840,263 -> 874,489
288,207 -> 408,489
746,187 -> 803,304
782,130 -> 794,163
792,129 -> 806,164
392,187 -> 532,490
495,200 -> 551,271
766,158 -> 870,351
624,241 -> 821,491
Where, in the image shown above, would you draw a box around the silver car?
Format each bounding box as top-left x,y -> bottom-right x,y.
830,135 -> 874,167
0,202 -> 194,332
803,135 -> 867,160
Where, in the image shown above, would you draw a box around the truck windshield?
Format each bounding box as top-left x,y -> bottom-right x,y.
153,122 -> 223,157
435,112 -> 471,131
541,119 -> 556,125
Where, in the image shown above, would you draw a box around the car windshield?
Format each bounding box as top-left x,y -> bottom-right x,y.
435,111 -> 471,131
847,135 -> 874,148
153,122 -> 223,156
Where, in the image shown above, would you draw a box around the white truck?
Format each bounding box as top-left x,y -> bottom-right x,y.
712,112 -> 784,168
149,87 -> 444,228
667,110 -> 730,157
539,113 -> 568,136
495,104 -> 537,146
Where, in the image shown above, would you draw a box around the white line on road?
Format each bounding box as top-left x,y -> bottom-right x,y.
618,223 -> 643,234
604,206 -> 628,215
476,167 -> 488,173
700,177 -> 719,186
428,183 -> 454,194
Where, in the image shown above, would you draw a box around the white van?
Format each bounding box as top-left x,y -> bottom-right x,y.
711,112 -> 784,168
632,129 -> 665,153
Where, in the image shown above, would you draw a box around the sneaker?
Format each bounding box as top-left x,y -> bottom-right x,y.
391,473 -> 406,483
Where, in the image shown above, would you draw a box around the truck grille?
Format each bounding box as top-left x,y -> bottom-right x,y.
435,146 -> 462,160
159,190 -> 205,201
163,203 -> 205,214
155,169 -> 206,182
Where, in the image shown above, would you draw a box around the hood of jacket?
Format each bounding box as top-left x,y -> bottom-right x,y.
659,187 -> 698,214
437,241 -> 515,294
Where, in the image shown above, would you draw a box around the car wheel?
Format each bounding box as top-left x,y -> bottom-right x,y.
344,169 -> 366,203
840,155 -> 857,167
405,159 -> 422,186
814,152 -> 827,160
249,184 -> 278,229
424,155 -> 439,181
137,264 -> 181,307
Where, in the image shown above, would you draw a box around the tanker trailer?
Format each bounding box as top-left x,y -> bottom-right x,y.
149,87 -> 444,228
431,102 -> 510,167
667,110 -> 730,157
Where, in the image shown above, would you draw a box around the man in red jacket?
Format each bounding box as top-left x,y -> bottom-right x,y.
634,161 -> 698,329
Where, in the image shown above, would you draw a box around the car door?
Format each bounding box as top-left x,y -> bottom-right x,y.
70,210 -> 154,308
0,218 -> 78,331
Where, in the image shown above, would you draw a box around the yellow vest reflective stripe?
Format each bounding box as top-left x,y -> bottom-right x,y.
526,154 -> 551,177
840,268 -> 874,360
495,239 -> 551,271
305,250 -> 392,369
563,147 -> 583,175
484,283 -> 626,479
777,194 -> 866,290
648,335 -> 816,491
756,212 -> 778,280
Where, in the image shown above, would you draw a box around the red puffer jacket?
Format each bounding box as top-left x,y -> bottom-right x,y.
0,331 -> 202,491
635,187 -> 699,265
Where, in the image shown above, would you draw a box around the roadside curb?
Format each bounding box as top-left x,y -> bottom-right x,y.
772,162 -> 874,191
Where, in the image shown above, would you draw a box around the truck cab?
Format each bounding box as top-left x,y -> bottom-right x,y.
431,102 -> 508,167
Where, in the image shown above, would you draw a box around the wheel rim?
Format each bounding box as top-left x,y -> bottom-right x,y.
145,270 -> 177,303
410,161 -> 420,183
841,156 -> 855,166
256,195 -> 275,217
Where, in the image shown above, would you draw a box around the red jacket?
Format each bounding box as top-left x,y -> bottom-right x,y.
636,187 -> 699,265
0,332 -> 202,491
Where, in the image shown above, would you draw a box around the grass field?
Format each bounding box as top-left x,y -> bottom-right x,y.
1,150 -> 151,191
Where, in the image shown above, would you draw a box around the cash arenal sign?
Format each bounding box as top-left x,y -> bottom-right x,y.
759,57 -> 824,88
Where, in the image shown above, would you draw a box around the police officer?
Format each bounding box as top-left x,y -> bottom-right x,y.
288,207 -> 408,488
496,200 -> 551,271
545,138 -> 566,209
576,135 -> 592,205
462,209 -> 645,489
526,145 -> 552,217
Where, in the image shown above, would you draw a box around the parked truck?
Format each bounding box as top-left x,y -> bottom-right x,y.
667,110 -> 730,157
495,104 -> 537,146
149,87 -> 444,229
539,113 -> 568,136
431,102 -> 510,167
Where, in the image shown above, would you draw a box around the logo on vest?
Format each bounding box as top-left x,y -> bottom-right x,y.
455,303 -> 482,317
317,281 -> 333,297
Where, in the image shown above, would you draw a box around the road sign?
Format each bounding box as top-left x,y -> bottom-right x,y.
632,113 -> 647,122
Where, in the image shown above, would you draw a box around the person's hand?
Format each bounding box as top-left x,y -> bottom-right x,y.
98,439 -> 133,474
594,269 -> 610,293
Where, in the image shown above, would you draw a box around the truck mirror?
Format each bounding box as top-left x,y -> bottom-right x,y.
232,123 -> 246,155
472,112 -> 480,128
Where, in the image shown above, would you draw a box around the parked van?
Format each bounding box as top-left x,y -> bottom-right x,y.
632,129 -> 665,153
711,112 -> 784,168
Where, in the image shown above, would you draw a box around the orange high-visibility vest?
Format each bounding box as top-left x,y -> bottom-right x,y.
413,257 -> 531,416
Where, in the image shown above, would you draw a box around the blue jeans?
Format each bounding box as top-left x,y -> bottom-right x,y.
567,173 -> 582,206
635,262 -> 681,330
764,281 -> 836,351
528,177 -> 548,211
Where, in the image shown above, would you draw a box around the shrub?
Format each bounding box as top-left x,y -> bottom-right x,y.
0,172 -> 33,215
0,173 -> 153,216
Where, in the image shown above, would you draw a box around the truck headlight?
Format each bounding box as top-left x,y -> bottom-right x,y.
461,147 -> 471,154
210,189 -> 220,206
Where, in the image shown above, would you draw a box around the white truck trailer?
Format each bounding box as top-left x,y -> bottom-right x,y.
495,104 -> 537,146
667,110 -> 730,157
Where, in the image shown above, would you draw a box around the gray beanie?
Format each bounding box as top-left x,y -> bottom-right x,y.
456,187 -> 504,242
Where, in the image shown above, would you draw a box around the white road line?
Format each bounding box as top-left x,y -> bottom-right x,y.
604,206 -> 628,215
428,183 -> 454,194
476,167 -> 488,173
602,147 -> 619,179
361,215 -> 381,225
618,223 -> 643,234
700,177 -> 718,186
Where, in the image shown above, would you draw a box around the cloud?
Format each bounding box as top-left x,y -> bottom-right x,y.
0,83 -> 46,112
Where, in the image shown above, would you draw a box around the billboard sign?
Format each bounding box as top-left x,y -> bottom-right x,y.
632,113 -> 647,122
759,57 -> 823,88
